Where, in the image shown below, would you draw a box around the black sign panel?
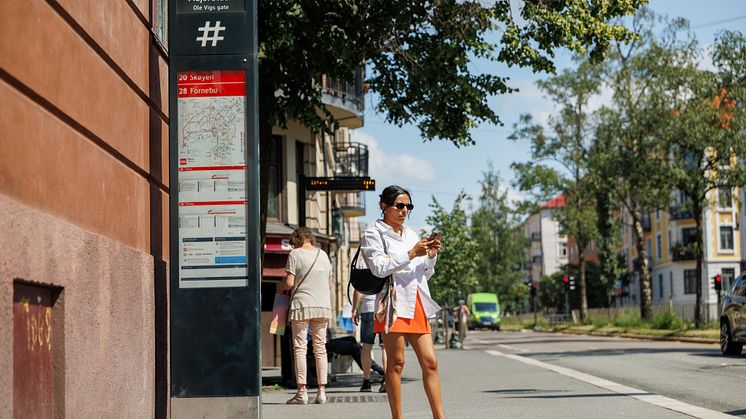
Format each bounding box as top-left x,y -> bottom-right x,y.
305,177 -> 376,191
168,0 -> 260,400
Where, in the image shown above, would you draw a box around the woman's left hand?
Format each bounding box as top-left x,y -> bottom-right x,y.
427,238 -> 441,258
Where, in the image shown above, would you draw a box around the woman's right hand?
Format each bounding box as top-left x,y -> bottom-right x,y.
408,238 -> 434,259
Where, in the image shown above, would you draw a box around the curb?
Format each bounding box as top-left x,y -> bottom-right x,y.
507,327 -> 719,345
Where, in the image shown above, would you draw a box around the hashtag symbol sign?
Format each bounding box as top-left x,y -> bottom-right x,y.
196,21 -> 226,47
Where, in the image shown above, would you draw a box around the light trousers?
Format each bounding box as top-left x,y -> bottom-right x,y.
291,317 -> 328,386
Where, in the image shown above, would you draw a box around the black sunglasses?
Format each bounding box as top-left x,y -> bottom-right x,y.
392,203 -> 414,211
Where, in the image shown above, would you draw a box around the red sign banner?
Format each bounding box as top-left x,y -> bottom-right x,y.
177,70 -> 246,98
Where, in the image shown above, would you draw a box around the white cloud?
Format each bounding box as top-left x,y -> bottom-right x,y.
352,131 -> 437,184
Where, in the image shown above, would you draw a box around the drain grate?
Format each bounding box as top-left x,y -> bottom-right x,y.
327,395 -> 388,403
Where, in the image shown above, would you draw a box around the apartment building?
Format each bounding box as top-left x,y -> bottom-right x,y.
618,188 -> 740,321
523,195 -> 570,282
260,73 -> 370,367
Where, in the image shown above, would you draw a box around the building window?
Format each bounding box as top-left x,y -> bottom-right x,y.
267,136 -> 283,220
682,227 -> 697,246
646,239 -> 652,260
559,242 -> 568,258
656,234 -> 662,259
722,268 -> 736,293
656,208 -> 661,219
684,269 -> 697,294
667,230 -> 672,255
658,274 -> 664,299
153,0 -> 167,45
718,188 -> 733,209
720,226 -> 734,250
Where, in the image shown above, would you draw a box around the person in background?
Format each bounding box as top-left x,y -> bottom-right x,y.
282,227 -> 332,405
360,185 -> 444,419
352,290 -> 387,392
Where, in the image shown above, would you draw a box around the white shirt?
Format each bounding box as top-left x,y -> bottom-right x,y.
360,294 -> 376,314
360,220 -> 441,319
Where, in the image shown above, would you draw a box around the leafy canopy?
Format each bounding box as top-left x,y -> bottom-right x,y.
258,0 -> 648,145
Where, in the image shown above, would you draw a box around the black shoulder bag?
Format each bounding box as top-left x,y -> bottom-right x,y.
348,229 -> 390,300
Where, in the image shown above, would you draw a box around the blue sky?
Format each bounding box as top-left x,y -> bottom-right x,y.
354,0 -> 746,233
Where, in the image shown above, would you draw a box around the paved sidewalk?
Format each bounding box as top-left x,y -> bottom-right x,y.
261,343 -> 690,419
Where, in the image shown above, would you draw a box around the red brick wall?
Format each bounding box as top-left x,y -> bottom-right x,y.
0,0 -> 168,416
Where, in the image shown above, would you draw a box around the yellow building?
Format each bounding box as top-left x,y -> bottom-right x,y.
618,188 -> 740,321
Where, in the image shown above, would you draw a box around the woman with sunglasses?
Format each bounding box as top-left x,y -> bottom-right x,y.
360,185 -> 444,419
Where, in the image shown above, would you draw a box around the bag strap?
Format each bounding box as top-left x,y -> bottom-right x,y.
290,248 -> 321,302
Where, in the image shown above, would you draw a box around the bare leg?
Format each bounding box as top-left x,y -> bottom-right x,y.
407,333 -> 444,419
361,343 -> 373,380
381,332 -> 407,419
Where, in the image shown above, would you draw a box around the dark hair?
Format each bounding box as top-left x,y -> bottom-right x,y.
290,227 -> 316,248
379,185 -> 413,217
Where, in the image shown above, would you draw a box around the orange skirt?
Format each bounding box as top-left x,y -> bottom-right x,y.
375,292 -> 432,334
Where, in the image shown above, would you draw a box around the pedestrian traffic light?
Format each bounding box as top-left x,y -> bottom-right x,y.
569,275 -> 576,291
563,276 -> 569,292
530,282 -> 537,297
714,275 -> 722,292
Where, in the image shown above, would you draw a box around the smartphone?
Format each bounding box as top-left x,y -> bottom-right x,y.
428,231 -> 440,240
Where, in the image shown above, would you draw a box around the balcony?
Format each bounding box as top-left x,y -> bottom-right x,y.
321,68 -> 365,129
671,242 -> 696,261
335,141 -> 369,178
337,191 -> 366,218
530,232 -> 541,241
669,206 -> 693,221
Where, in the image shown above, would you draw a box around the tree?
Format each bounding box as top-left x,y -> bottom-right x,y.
510,59 -> 603,321
594,9 -> 686,320
256,0 -> 647,239
470,165 -> 527,313
661,30 -> 746,327
425,193 -> 478,304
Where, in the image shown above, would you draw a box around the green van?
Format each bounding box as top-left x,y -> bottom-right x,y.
466,293 -> 501,331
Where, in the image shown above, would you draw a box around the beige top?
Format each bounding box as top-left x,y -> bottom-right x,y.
286,247 -> 332,321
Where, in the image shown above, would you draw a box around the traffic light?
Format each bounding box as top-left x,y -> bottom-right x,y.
563,276 -> 569,292
530,282 -> 537,297
714,275 -> 722,292
569,275 -> 576,291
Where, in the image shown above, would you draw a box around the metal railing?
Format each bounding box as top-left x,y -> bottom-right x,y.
321,68 -> 365,113
334,141 -> 369,177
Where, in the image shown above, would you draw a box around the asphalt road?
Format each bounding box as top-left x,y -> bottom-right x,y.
464,329 -> 746,417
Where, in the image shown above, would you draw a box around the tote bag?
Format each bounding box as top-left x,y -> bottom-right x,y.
269,291 -> 291,335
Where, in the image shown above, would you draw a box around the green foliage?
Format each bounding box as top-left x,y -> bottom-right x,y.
611,312 -> 643,328
511,58 -> 605,319
540,262 -> 613,312
589,316 -> 610,328
258,0 -> 647,144
425,193 -> 478,304
650,310 -> 685,330
470,166 -> 527,313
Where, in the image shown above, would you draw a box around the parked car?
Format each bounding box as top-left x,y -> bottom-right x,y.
467,293 -> 501,331
720,274 -> 746,355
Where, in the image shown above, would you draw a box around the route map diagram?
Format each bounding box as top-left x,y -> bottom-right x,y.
178,96 -> 245,167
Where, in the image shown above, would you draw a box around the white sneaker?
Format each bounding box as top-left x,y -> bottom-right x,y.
313,391 -> 327,404
286,391 -> 308,405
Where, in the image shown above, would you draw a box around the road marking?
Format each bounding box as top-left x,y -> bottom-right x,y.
497,344 -> 515,350
486,350 -> 734,419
